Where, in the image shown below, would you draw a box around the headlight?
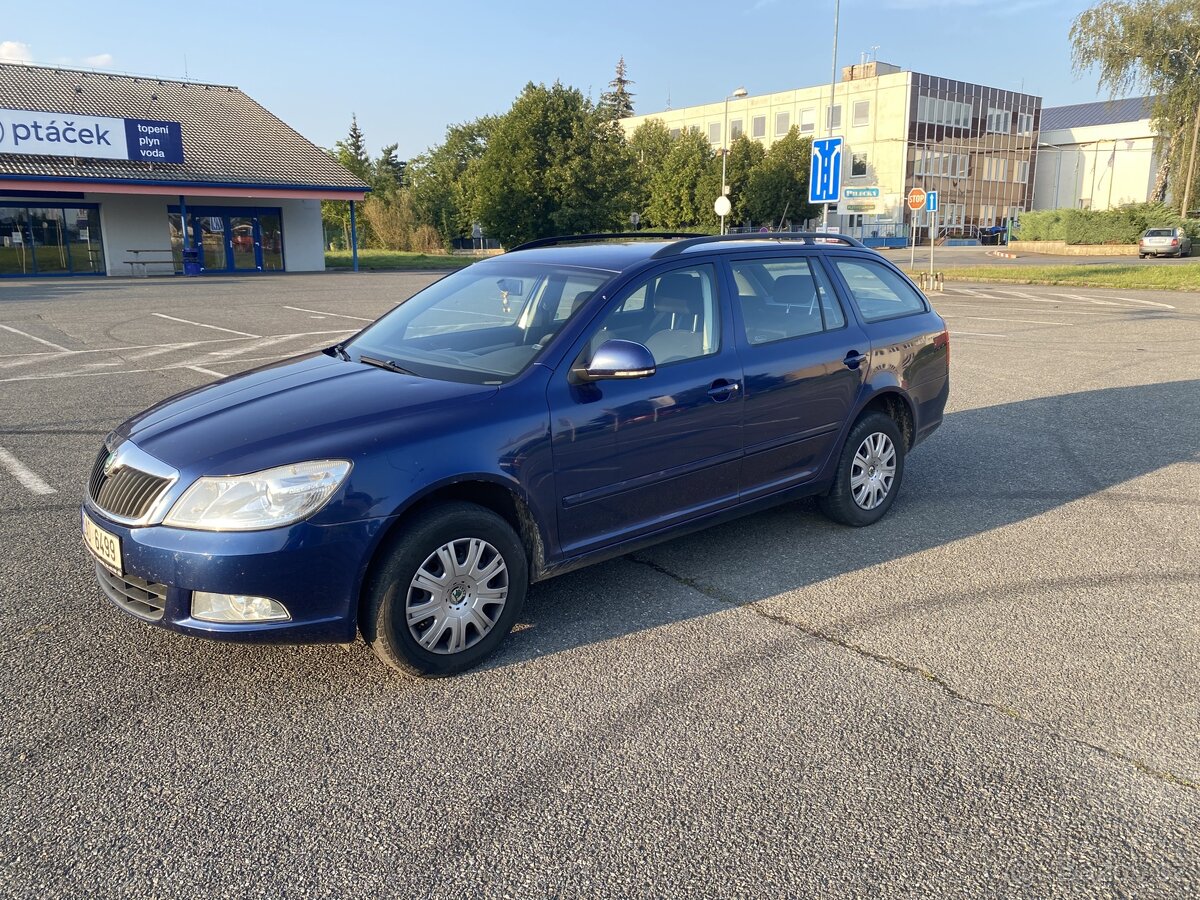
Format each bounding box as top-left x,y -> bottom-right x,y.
163,460 -> 351,531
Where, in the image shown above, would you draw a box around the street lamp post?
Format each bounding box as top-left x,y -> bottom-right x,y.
720,87 -> 748,235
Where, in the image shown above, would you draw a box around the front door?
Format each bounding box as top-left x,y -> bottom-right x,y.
547,262 -> 744,557
229,216 -> 260,271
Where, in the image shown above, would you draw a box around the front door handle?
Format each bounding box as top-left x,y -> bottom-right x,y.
708,379 -> 741,401
843,351 -> 868,370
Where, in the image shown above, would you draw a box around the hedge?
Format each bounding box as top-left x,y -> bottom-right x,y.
1014,203 -> 1200,245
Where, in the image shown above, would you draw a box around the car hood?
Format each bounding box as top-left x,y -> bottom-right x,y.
117,353 -> 498,474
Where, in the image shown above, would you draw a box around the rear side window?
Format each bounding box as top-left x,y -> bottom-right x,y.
731,257 -> 845,345
832,258 -> 928,323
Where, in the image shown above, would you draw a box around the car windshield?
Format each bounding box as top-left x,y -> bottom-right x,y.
346,261 -> 613,384
1145,229 -> 1174,237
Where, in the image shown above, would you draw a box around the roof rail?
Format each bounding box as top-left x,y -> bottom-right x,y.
650,232 -> 867,258
508,232 -> 707,252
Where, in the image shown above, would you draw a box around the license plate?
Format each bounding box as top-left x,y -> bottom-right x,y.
82,510 -> 122,576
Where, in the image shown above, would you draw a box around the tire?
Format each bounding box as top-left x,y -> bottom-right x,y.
818,412 -> 907,527
361,501 -> 529,677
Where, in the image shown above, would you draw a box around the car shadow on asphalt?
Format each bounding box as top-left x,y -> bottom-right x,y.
495,378 -> 1200,669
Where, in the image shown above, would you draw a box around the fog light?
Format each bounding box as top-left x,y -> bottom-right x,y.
191,591 -> 290,623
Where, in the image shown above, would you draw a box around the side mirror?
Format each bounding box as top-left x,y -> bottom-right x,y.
573,339 -> 656,382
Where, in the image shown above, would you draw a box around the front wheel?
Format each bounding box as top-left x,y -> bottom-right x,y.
362,502 -> 529,676
818,412 -> 906,527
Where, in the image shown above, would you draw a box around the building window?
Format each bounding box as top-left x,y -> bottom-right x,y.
708,122 -> 721,144
852,152 -> 868,177
826,105 -> 842,130
982,157 -> 1008,181
852,100 -> 870,127
1016,112 -> 1034,135
775,111 -> 790,136
1014,159 -> 1029,183
752,115 -> 766,139
669,128 -> 681,140
800,108 -> 815,133
915,150 -> 969,177
987,107 -> 1010,134
730,119 -> 743,140
979,204 -> 997,225
917,95 -> 971,129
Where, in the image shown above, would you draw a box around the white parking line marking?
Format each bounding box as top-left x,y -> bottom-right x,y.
284,305 -> 373,322
950,330 -> 1006,337
1049,292 -> 1121,307
0,324 -> 69,352
1114,296 -> 1176,310
0,447 -> 56,495
152,313 -> 260,337
942,314 -> 1071,326
0,337 -> 244,365
186,365 -> 226,378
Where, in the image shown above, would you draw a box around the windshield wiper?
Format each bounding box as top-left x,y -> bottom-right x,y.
357,354 -> 418,376
328,342 -> 351,360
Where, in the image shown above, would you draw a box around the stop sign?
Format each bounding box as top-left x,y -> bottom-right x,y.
907,188 -> 927,211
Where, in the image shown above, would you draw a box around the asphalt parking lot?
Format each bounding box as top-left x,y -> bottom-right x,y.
1,271 -> 1197,898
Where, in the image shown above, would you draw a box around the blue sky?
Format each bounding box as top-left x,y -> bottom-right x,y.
3,0 -> 1111,161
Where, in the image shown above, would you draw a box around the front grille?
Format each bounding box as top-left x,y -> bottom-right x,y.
88,446 -> 172,522
95,563 -> 169,622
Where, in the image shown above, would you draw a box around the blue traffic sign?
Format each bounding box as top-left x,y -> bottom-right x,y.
926,190 -> 939,212
809,137 -> 843,204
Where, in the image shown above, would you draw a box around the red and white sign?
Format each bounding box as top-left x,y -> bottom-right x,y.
907,188 -> 927,211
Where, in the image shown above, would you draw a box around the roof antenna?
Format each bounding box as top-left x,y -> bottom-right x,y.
666,84 -> 671,110
183,54 -> 189,80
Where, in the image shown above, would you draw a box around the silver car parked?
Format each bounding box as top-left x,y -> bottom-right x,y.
1138,227 -> 1192,258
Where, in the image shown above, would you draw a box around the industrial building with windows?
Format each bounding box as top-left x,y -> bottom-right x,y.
1032,96 -> 1164,212
620,61 -> 1043,241
0,63 -> 367,278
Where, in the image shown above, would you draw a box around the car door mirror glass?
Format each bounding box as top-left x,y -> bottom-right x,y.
576,339 -> 657,382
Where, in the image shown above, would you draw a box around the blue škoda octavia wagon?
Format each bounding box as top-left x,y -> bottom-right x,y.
82,233 -> 949,676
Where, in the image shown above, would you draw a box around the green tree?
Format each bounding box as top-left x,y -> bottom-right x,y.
408,116 -> 497,247
718,134 -> 768,226
598,56 -> 636,121
474,82 -> 632,247
743,128 -> 819,228
628,119 -> 674,225
1071,0 -> 1200,212
323,115 -> 374,248
646,128 -> 715,228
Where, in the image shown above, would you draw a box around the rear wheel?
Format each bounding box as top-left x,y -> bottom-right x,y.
362,502 -> 528,676
819,412 -> 906,527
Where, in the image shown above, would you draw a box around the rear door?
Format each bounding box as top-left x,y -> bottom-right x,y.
547,261 -> 744,557
726,252 -> 871,501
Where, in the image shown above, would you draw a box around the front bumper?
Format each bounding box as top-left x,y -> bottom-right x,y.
83,504 -> 393,643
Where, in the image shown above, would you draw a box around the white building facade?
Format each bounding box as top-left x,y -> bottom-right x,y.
1031,97 -> 1163,211
620,62 -> 1042,241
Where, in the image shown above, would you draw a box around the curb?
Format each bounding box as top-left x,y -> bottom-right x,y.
986,250 -> 1018,259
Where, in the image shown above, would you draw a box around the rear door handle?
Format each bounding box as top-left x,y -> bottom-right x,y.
708,379 -> 741,401
843,351 -> 868,370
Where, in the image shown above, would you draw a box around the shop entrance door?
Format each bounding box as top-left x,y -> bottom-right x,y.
168,206 -> 284,273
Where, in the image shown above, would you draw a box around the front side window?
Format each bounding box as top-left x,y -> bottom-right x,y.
585,264 -> 720,366
348,263 -> 611,383
833,258 -> 927,323
732,257 -> 845,345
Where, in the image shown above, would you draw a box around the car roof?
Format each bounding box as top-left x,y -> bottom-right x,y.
498,234 -> 871,272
